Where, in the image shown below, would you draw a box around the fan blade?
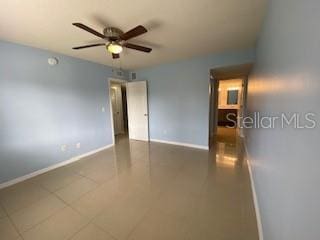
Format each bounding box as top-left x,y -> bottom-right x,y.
72,43 -> 105,50
112,53 -> 120,59
72,23 -> 106,39
124,43 -> 152,53
120,25 -> 147,41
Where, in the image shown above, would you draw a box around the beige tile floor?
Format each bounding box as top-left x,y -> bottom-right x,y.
0,134 -> 258,240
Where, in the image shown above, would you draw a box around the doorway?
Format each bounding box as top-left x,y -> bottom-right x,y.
109,79 -> 128,144
109,79 -> 150,144
216,78 -> 243,142
208,64 -> 252,147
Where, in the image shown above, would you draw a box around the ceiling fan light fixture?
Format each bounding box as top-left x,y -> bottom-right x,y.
107,43 -> 123,54
72,23 -> 152,59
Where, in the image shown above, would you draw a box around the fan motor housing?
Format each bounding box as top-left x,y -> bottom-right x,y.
103,27 -> 123,41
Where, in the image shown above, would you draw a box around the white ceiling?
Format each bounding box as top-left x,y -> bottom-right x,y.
0,0 -> 266,70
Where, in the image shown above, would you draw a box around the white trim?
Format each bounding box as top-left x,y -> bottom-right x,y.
150,138 -> 209,150
0,144 -> 114,189
108,78 -> 128,145
244,142 -> 264,240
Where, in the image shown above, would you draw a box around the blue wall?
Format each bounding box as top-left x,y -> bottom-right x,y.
247,0 -> 320,239
0,40 -> 127,184
134,50 -> 255,147
0,39 -> 253,183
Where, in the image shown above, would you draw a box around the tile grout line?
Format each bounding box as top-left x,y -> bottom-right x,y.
73,171 -> 170,240
36,172 -> 87,193
0,182 -> 66,237
8,162 -> 118,239
124,163 -> 188,240
34,186 -> 93,240
11,182 -> 82,236
4,143 -> 149,238
2,169 -> 139,240
23,157 -> 122,240
13,187 -> 93,240
22,205 -> 70,237
0,181 -> 53,215
65,200 -> 120,240
51,178 -> 99,203
50,181 -> 120,240
114,197 -> 157,240
0,200 -> 25,240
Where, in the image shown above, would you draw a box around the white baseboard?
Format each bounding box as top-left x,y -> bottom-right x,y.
244,142 -> 264,240
0,144 -> 114,189
150,138 -> 209,150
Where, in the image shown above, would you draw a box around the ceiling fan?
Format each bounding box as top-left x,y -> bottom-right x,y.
72,23 -> 152,59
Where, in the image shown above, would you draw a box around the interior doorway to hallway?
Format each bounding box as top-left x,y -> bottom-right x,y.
109,78 -> 129,143
208,63 -> 253,147
109,79 -> 150,144
216,78 -> 243,143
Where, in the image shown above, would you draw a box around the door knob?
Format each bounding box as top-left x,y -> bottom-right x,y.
144,114 -> 148,116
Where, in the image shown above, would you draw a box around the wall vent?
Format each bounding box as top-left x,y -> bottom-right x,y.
112,69 -> 123,77
131,72 -> 136,80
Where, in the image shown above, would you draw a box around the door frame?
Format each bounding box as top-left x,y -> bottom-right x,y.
208,75 -> 219,147
208,77 -> 247,142
108,78 -> 128,145
209,63 -> 253,147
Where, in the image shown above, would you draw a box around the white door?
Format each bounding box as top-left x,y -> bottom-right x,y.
111,85 -> 124,135
126,81 -> 149,141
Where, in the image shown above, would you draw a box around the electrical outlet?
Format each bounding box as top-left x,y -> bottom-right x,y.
163,130 -> 167,135
101,107 -> 105,112
61,144 -> 67,152
76,143 -> 81,149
